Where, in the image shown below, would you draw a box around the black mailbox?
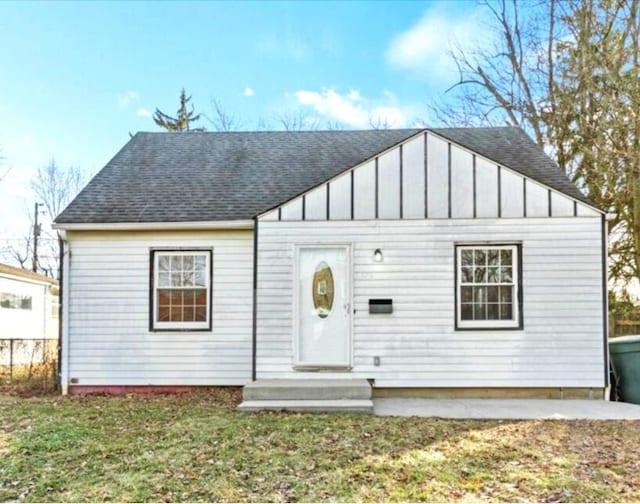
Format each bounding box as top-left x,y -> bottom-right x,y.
369,298 -> 393,314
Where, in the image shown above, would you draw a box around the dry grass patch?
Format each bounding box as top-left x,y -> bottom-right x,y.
0,392 -> 638,502
0,359 -> 58,397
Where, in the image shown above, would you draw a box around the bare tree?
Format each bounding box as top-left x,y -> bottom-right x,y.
33,160 -> 86,277
254,117 -> 272,131
433,0 -> 640,287
205,99 -> 244,132
2,160 -> 87,277
263,112 -> 343,132
31,160 -> 85,221
323,120 -> 345,131
368,115 -> 392,130
5,214 -> 33,270
276,109 -> 321,131
431,0 -> 560,141
203,97 -> 346,133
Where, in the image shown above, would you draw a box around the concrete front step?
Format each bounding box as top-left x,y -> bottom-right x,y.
242,379 -> 372,401
238,399 -> 374,414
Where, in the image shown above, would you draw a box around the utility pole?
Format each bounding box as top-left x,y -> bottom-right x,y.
32,202 -> 42,273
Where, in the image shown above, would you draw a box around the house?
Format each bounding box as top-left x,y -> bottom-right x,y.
53,128 -> 608,405
0,263 -> 59,367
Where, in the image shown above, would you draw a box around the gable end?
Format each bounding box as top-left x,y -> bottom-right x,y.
259,129 -> 601,222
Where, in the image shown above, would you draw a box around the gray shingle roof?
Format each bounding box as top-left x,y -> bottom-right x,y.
55,130 -> 419,224
55,127 -> 591,224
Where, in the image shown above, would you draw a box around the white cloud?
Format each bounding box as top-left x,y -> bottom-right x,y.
296,89 -> 368,127
346,89 -> 363,102
385,7 -> 484,82
117,90 -> 140,109
243,87 -> 255,97
136,107 -> 151,117
294,88 -> 413,129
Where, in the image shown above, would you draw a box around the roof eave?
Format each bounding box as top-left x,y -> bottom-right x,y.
0,268 -> 59,286
52,220 -> 255,232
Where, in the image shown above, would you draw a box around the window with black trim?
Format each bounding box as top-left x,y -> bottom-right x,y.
456,244 -> 521,329
151,250 -> 211,331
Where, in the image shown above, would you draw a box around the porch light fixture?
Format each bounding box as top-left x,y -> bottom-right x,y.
374,248 -> 383,263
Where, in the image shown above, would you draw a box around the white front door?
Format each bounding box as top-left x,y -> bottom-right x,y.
296,245 -> 351,368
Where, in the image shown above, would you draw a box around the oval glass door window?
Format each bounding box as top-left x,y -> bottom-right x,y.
312,261 -> 334,318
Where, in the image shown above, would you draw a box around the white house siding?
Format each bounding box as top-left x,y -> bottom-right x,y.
65,229 -> 253,386
256,217 -> 605,388
45,289 -> 59,340
378,150 -> 401,219
329,171 -> 351,220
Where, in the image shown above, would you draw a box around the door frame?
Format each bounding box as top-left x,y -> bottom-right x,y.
292,243 -> 353,369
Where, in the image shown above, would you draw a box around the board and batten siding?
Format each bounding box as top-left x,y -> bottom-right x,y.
65,230 -> 253,386
255,217 -> 605,388
261,132 -> 600,222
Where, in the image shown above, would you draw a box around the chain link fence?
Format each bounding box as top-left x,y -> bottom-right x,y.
0,338 -> 58,391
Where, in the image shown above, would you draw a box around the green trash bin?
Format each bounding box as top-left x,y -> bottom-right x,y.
609,335 -> 640,404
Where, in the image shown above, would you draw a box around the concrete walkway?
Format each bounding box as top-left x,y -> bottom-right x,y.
374,398 -> 640,420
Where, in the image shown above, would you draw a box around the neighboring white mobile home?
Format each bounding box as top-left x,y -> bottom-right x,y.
54,128 -> 608,400
0,263 -> 59,366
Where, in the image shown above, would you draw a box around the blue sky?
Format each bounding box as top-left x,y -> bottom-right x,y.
0,0 -> 483,257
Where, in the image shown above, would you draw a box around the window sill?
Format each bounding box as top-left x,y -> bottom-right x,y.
455,324 -> 523,331
150,326 -> 212,333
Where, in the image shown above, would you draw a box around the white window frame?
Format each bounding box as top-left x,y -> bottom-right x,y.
151,250 -> 212,331
456,244 -> 520,330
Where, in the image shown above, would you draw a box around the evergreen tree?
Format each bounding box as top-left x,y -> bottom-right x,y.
153,89 -> 204,132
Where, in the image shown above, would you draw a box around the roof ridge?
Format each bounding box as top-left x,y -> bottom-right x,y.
134,128 -> 422,135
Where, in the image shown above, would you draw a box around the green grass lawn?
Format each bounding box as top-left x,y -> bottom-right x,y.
1,390 -> 639,502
